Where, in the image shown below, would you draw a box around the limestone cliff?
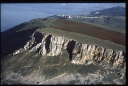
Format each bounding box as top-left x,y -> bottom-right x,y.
13,32 -> 126,68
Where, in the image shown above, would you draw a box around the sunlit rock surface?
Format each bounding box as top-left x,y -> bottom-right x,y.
13,32 -> 126,68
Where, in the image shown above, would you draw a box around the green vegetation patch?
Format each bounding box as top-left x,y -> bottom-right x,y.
16,18 -> 57,32
82,21 -> 125,34
36,27 -> 125,52
68,18 -> 125,34
114,16 -> 125,19
1,49 -> 125,84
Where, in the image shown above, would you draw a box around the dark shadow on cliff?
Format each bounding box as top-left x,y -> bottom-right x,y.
66,40 -> 76,61
122,51 -> 126,68
1,24 -> 39,59
29,32 -> 44,50
45,35 -> 52,53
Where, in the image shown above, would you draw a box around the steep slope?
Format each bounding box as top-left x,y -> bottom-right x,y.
1,18 -> 56,58
12,31 -> 126,68
1,18 -> 126,85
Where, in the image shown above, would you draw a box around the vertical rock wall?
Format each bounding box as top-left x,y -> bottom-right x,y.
13,32 -> 126,68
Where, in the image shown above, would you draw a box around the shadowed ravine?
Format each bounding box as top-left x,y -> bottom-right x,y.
1,27 -> 39,59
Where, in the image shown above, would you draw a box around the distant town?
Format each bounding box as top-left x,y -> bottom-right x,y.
52,14 -> 109,19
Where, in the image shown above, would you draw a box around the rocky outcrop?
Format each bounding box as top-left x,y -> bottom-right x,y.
13,32 -> 126,68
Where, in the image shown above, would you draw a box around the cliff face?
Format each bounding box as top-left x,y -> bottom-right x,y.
13,32 -> 126,68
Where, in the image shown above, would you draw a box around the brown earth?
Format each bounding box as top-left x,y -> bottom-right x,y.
50,19 -> 125,46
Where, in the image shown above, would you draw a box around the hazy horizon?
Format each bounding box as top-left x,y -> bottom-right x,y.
1,3 -> 125,32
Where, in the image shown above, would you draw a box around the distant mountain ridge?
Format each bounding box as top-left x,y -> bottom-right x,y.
90,6 -> 125,16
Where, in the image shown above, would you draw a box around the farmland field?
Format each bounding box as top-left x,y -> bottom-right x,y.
50,19 -> 125,46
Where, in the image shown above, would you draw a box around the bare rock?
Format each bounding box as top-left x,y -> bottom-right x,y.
12,32 -> 126,68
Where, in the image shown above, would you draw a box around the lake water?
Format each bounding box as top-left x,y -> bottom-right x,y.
1,3 -> 125,32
